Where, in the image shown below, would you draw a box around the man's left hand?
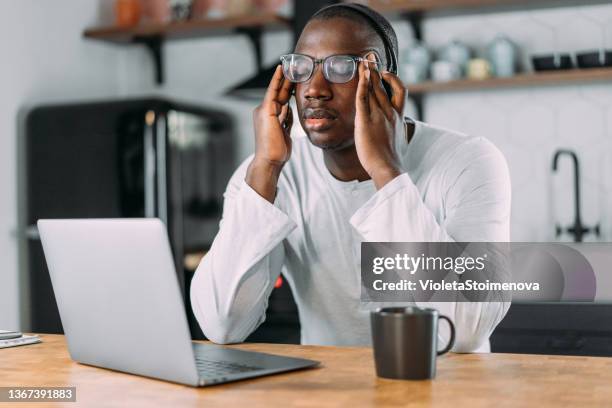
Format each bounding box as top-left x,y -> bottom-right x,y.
355,54 -> 407,190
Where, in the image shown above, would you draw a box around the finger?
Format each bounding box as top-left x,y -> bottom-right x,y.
365,60 -> 381,114
278,103 -> 294,133
284,123 -> 293,155
277,75 -> 294,106
382,71 -> 407,115
263,65 -> 285,108
356,60 -> 370,117
279,103 -> 289,124
284,105 -> 294,136
365,54 -> 393,119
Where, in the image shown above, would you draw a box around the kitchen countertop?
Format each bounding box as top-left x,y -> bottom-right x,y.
2,334 -> 611,407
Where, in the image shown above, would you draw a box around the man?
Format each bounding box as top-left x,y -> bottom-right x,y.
191,4 -> 511,352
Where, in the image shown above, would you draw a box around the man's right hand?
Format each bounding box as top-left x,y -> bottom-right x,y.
246,65 -> 294,203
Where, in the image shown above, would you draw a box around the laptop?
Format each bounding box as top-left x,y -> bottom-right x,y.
37,218 -> 319,386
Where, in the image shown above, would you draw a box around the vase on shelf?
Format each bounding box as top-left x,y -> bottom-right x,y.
169,0 -> 192,21
467,58 -> 492,80
142,0 -> 170,23
488,34 -> 518,77
401,42 -> 431,83
115,0 -> 142,27
227,0 -> 255,17
253,0 -> 288,13
191,0 -> 210,19
439,40 -> 471,76
202,0 -> 227,19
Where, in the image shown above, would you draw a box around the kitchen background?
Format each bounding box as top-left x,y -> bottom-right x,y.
1,0 -> 612,354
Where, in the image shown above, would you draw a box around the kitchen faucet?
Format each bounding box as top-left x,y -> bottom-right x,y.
551,149 -> 600,242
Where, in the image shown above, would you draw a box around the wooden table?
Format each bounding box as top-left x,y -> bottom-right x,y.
2,334 -> 612,407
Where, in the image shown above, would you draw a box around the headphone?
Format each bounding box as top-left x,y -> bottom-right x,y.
312,3 -> 398,75
312,3 -> 398,98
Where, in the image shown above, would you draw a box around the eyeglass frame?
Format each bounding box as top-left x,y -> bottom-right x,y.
279,51 -> 384,84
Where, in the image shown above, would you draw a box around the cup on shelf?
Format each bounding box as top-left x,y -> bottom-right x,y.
467,58 -> 492,80
431,60 -> 461,82
115,0 -> 142,27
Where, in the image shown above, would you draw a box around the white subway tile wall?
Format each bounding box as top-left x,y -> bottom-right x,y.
394,4 -> 612,242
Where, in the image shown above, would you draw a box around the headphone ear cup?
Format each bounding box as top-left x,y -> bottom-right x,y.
383,81 -> 393,101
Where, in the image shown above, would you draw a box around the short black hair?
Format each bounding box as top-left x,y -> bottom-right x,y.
310,3 -> 398,74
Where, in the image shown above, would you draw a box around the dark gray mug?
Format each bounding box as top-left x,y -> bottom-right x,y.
370,307 -> 455,380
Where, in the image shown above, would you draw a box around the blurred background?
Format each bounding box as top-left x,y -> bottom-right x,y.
1,0 -> 612,355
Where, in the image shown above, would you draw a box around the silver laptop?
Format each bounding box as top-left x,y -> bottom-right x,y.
37,218 -> 318,386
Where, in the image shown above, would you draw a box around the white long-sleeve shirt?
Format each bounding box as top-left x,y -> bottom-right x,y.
190,120 -> 511,352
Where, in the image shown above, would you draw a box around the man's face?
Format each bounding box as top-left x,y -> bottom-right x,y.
294,18 -> 381,151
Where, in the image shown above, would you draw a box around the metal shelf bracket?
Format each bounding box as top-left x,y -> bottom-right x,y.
135,35 -> 164,85
131,27 -> 265,86
402,11 -> 425,120
235,26 -> 264,71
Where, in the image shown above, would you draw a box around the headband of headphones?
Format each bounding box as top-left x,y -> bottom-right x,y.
311,3 -> 398,75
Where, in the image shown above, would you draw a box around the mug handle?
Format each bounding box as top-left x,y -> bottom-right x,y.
437,315 -> 456,356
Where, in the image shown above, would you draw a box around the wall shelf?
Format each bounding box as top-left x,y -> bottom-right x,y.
409,67 -> 612,94
406,68 -> 612,118
83,13 -> 289,44
370,0 -> 611,15
83,13 -> 290,84
366,0 -> 612,118
82,1 -> 612,98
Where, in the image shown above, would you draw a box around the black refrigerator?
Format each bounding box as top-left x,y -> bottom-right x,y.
24,98 -> 236,337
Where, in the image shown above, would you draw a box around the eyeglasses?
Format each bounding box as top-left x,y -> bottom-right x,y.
279,53 -> 382,84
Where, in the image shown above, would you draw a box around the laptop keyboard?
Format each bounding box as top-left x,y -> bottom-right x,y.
195,357 -> 262,379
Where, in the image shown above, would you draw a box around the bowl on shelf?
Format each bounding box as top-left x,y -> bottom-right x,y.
576,50 -> 612,68
531,53 -> 573,71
